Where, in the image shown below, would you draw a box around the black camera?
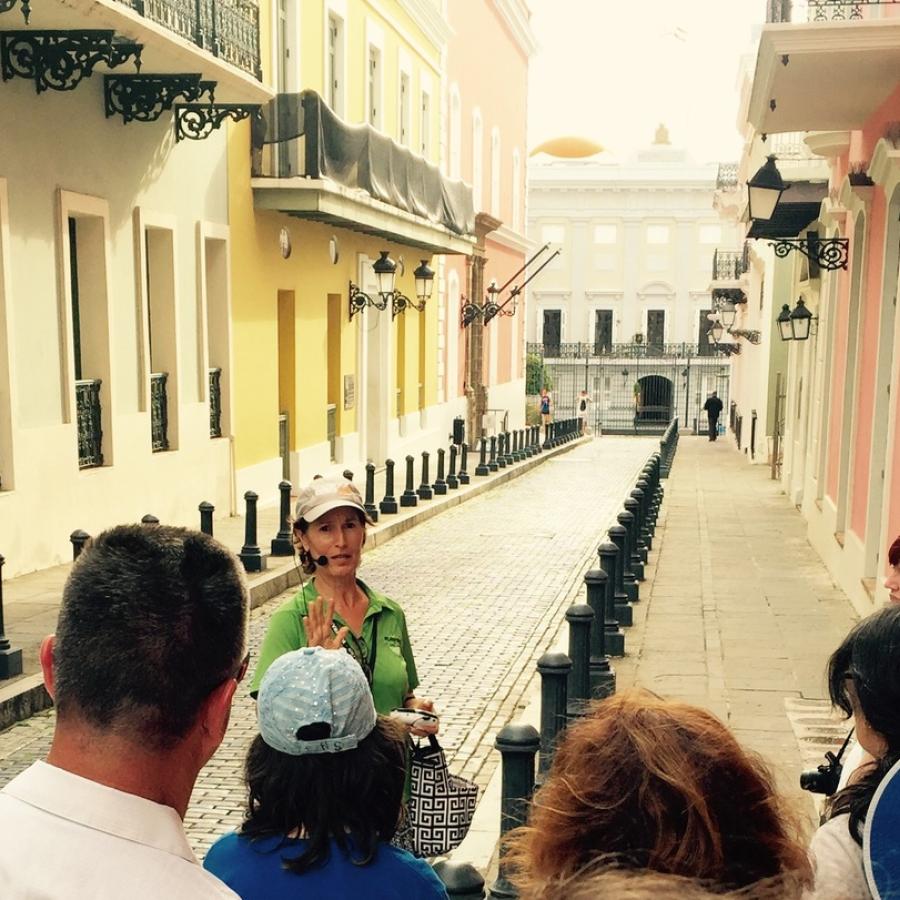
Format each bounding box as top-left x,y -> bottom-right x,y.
800,730 -> 853,796
800,751 -> 843,796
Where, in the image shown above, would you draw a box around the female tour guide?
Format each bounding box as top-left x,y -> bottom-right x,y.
250,476 -> 437,734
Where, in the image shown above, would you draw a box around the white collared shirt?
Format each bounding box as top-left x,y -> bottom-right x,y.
0,761 -> 237,899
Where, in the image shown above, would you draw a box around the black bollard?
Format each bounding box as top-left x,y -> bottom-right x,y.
447,445 -> 460,490
271,481 -> 294,555
239,491 -> 267,572
537,651 -> 571,779
566,603 -> 594,716
497,433 -> 507,469
70,529 -> 90,560
608,524 -> 636,610
459,442 -> 471,484
634,480 -> 652,550
624,498 -> 647,572
380,459 -> 399,514
364,463 -> 380,522
533,425 -> 542,454
141,514 -> 160,525
433,448 -> 448,495
401,456 -> 418,507
584,569 -> 616,697
504,432 -> 514,466
489,724 -> 540,900
0,555 -> 23,679
475,437 -> 490,476
433,861 -> 485,899
417,451 -> 434,500
488,435 -> 499,472
518,429 -> 528,461
542,422 -> 552,450
598,541 -> 627,654
198,501 -> 214,537
616,511 -> 643,593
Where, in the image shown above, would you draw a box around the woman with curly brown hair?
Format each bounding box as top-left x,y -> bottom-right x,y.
505,690 -> 812,897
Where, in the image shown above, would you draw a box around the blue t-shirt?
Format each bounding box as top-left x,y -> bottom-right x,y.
204,832 -> 449,900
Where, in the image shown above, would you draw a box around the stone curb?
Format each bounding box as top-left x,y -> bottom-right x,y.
0,436 -> 588,732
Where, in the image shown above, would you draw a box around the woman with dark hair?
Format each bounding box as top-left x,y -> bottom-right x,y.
250,476 -> 436,732
807,605 -> 900,899
884,534 -> 900,605
204,647 -> 448,899
504,690 -> 811,897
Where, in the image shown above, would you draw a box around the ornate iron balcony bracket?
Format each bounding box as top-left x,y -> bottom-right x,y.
1,30 -> 142,93
348,282 -> 388,321
712,288 -> 747,305
174,102 -> 260,142
770,237 -> 849,271
460,299 -> 483,328
105,74 -> 215,123
482,301 -> 515,325
0,0 -> 31,24
715,344 -> 742,357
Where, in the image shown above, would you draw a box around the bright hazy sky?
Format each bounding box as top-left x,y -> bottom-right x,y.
527,0 -> 766,162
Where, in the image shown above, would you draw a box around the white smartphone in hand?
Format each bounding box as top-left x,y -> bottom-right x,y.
389,707 -> 439,727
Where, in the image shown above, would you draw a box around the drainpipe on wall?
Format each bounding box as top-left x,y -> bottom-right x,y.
466,212 -> 502,443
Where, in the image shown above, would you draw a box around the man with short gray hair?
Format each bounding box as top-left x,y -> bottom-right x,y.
0,524 -> 249,898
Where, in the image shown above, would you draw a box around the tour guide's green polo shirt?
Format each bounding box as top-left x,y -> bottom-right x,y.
250,579 -> 419,714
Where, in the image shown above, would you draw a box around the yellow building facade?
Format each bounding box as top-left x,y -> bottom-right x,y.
227,1 -> 473,498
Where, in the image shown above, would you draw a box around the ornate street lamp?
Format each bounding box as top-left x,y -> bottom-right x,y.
747,155 -> 787,222
719,303 -> 737,329
776,304 -> 794,342
349,250 -> 434,320
710,320 -> 725,344
789,297 -> 815,341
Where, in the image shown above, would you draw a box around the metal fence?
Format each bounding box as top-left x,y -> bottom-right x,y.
527,343 -> 731,436
150,372 -> 169,452
76,379 -> 103,468
208,367 -> 222,438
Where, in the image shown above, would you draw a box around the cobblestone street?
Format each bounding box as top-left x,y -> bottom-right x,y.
0,435 -> 657,857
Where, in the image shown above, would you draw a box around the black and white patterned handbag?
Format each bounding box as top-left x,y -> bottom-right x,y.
399,736 -> 479,858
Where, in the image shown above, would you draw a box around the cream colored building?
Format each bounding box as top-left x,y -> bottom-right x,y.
527,129 -> 742,351
0,0 -> 271,576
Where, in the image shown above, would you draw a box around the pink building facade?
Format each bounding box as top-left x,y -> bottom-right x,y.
743,8 -> 900,613
441,0 -> 534,439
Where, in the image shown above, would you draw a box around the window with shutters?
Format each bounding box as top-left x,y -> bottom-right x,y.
594,310 -> 613,353
326,14 -> 344,116
420,90 -> 431,158
367,44 -> 382,129
399,71 -> 410,145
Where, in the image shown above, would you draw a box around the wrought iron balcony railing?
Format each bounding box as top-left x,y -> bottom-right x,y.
767,0 -> 899,23
150,371 -> 169,451
76,379 -> 103,468
712,244 -> 750,282
113,0 -> 262,79
209,367 -> 222,437
526,342 -> 713,360
716,163 -> 739,190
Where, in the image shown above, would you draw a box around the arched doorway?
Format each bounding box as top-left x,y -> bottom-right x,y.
635,375 -> 673,431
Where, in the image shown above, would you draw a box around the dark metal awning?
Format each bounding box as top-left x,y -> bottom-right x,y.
746,181 -> 828,239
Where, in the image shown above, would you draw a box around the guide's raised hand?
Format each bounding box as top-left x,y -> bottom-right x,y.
302,596 -> 349,650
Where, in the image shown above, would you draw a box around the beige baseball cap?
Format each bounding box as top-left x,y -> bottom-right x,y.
293,476 -> 372,524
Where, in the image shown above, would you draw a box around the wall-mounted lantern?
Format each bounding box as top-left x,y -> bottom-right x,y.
349,251 -> 434,320
747,155 -> 787,222
776,298 -> 817,342
461,243 -> 559,328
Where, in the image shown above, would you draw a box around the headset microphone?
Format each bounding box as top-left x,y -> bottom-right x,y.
315,555 -> 329,566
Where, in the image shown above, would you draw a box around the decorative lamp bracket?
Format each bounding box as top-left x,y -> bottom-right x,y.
728,328 -> 762,345
770,236 -> 849,271
348,282 -> 388,320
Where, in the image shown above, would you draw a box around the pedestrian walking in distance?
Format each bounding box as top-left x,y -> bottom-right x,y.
577,389 -> 591,435
539,387 -> 552,440
703,391 -> 724,442
0,525 -> 251,899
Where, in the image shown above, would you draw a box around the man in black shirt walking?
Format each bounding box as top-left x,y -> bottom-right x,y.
703,391 -> 724,442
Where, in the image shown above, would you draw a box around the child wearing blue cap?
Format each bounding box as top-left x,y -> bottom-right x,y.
204,647 -> 448,899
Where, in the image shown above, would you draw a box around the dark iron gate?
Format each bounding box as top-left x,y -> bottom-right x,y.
527,342 -> 732,436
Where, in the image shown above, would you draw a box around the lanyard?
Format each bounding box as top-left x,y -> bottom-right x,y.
331,615 -> 378,685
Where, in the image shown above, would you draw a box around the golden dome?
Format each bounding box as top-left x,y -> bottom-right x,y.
530,136 -> 605,158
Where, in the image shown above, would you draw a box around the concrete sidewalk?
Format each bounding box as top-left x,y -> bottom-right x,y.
451,435 -> 861,882
0,434 -> 585,728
